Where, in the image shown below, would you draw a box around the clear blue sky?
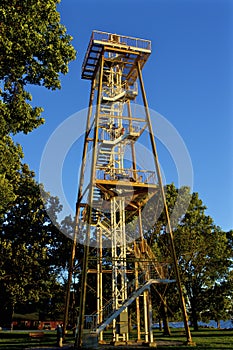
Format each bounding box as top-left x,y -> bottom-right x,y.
14,0 -> 233,231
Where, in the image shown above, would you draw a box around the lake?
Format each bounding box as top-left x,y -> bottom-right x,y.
152,320 -> 233,329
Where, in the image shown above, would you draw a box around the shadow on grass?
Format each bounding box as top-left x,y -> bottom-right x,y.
0,331 -> 74,349
0,329 -> 233,350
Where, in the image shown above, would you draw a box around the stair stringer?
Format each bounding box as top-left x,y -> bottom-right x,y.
95,278 -> 174,335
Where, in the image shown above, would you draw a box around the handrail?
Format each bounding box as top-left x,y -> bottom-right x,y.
96,167 -> 157,184
92,30 -> 151,51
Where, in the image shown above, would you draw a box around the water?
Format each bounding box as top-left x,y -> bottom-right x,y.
152,320 -> 233,329
197,320 -> 233,329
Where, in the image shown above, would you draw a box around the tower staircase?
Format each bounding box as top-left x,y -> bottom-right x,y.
85,274 -> 173,335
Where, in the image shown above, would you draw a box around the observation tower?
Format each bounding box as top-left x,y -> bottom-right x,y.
74,30 -> 193,348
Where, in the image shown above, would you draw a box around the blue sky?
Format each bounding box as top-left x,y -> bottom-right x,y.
14,0 -> 233,231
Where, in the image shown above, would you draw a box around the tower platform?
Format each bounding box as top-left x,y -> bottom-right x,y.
82,30 -> 151,83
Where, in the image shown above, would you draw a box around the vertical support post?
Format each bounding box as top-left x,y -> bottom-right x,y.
136,290 -> 141,341
137,61 -> 193,345
76,54 -> 105,348
143,290 -> 149,343
65,78 -> 96,341
138,207 -> 145,253
97,228 -> 103,342
134,250 -> 141,342
127,100 -> 137,181
111,198 -> 117,343
147,288 -> 155,345
63,225 -> 76,340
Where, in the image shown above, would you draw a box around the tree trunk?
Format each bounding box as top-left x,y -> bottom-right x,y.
159,318 -> 163,331
190,299 -> 199,331
162,298 -> 171,336
0,298 -> 14,328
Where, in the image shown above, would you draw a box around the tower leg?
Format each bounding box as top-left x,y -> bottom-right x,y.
76,56 -> 105,349
137,60 -> 194,345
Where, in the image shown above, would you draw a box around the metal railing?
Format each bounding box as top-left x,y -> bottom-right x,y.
82,30 -> 151,75
96,167 -> 157,184
84,314 -> 98,330
92,30 -> 151,51
99,123 -> 140,142
101,81 -> 138,99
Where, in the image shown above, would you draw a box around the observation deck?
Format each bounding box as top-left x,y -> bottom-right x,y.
81,30 -> 152,83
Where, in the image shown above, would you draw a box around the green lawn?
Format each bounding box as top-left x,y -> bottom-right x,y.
0,328 -> 232,349
154,328 -> 233,349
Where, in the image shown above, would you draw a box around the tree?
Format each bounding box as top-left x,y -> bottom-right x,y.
174,194 -> 231,330
0,0 -> 76,136
201,279 -> 233,328
0,164 -> 71,326
147,186 -> 231,332
145,184 -> 191,334
200,230 -> 233,327
0,0 -> 76,215
0,136 -> 23,216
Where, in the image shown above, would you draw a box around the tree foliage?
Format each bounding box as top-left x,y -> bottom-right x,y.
148,186 -> 232,331
0,0 -> 76,215
0,136 -> 23,215
173,194 -> 231,329
0,0 -> 76,136
0,0 -> 77,327
0,165 -> 72,326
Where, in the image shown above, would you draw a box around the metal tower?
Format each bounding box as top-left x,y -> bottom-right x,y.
74,31 -> 193,348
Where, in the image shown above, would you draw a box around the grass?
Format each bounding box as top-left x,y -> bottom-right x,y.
0,330 -> 74,349
0,328 -> 232,349
154,328 -> 233,349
